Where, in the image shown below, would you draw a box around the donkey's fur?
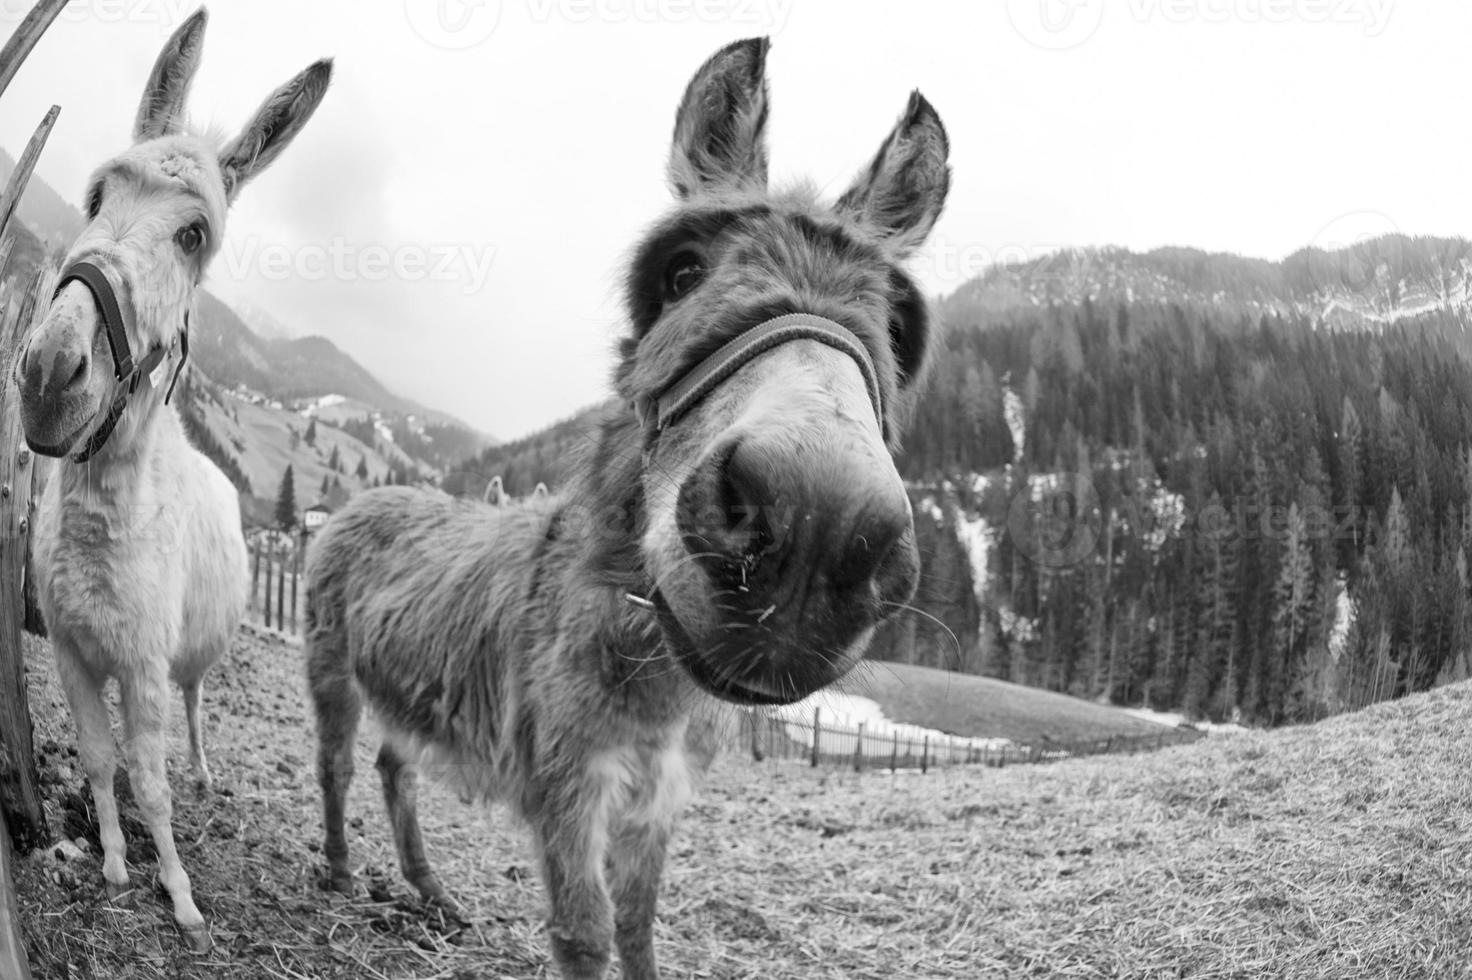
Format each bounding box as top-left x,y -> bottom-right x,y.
305,38 -> 947,980
14,8 -> 330,950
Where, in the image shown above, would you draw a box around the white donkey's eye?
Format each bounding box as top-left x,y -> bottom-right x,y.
176,224 -> 206,255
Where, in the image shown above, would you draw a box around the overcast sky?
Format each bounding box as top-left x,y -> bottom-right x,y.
0,0 -> 1462,440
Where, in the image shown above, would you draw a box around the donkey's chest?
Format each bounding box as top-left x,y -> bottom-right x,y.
34,499 -> 186,656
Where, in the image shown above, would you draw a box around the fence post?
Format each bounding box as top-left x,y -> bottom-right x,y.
0,809 -> 28,980
290,542 -> 300,634
262,551 -> 273,628
0,6 -> 76,976
853,722 -> 865,773
920,735 -> 928,774
250,541 -> 261,612
0,276 -> 50,851
276,548 -> 286,632
810,707 -> 821,768
889,731 -> 898,772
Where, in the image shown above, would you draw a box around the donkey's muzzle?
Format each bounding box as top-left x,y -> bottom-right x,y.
671,433 -> 919,702
15,311 -> 100,457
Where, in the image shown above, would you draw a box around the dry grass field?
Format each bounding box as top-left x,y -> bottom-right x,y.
13,627 -> 1472,979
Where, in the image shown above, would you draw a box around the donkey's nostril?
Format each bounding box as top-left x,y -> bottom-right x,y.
830,503 -> 909,591
678,438 -> 775,561
67,353 -> 89,389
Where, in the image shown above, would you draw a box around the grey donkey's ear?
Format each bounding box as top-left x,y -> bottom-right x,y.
134,7 -> 208,142
836,92 -> 951,256
668,37 -> 770,199
219,58 -> 333,203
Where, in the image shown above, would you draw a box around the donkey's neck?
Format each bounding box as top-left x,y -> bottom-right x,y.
563,405 -> 652,595
56,395 -> 179,507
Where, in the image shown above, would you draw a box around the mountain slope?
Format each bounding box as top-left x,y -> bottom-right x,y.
942,235 -> 1472,335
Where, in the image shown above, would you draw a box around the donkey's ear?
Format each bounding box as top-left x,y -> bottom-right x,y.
668,37 -> 770,199
836,92 -> 950,256
134,7 -> 208,142
219,58 -> 333,203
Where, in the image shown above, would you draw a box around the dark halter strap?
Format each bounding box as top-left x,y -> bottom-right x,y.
637,312 -> 885,443
54,261 -> 190,463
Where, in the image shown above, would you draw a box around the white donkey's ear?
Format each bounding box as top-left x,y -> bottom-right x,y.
668,37 -> 770,199
134,7 -> 208,142
219,58 -> 333,203
836,91 -> 951,256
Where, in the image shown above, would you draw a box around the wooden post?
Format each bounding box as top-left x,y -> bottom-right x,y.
20,461 -> 42,638
290,542 -> 300,634
0,0 -> 67,106
262,551 -> 273,628
250,542 -> 261,612
889,731 -> 898,772
852,721 -> 865,773
276,549 -> 286,632
0,10 -> 77,976
920,735 -> 929,774
0,810 -> 30,980
810,707 -> 821,768
0,274 -> 49,850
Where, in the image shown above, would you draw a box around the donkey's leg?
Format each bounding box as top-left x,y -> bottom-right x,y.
54,649 -> 130,898
607,817 -> 673,980
181,677 -> 212,794
532,787 -> 616,980
308,664 -> 362,894
375,742 -> 460,915
118,669 -> 209,950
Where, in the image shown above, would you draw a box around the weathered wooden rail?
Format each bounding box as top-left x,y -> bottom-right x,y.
0,3 -> 74,977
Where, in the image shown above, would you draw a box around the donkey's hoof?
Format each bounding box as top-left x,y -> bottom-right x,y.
181,924 -> 212,953
326,870 -> 355,895
193,775 -> 214,797
105,879 -> 135,903
425,890 -> 470,927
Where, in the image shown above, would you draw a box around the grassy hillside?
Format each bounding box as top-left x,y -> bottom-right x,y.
839,661 -> 1174,742
16,627 -> 1472,978
188,379 -> 430,526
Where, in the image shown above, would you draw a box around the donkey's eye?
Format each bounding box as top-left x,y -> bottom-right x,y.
85,187 -> 102,220
176,224 -> 206,255
664,253 -> 706,301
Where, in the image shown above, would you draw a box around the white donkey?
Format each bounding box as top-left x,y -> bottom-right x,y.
13,8 -> 330,950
